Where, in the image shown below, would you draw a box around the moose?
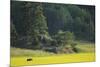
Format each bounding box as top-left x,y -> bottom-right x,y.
27,58 -> 32,61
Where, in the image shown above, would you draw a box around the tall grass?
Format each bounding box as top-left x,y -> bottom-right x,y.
76,42 -> 95,53
11,42 -> 95,57
11,47 -> 55,57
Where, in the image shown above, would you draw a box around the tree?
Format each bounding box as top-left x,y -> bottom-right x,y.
28,3 -> 48,49
11,22 -> 18,47
54,30 -> 74,47
11,1 -> 95,49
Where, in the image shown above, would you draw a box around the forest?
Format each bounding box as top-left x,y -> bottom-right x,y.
11,1 -> 95,54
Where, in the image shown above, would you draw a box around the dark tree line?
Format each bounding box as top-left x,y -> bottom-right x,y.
11,1 -> 95,53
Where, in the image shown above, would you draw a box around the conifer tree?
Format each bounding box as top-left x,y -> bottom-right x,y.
28,3 -> 48,49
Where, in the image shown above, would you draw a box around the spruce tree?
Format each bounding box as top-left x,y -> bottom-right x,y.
28,3 -> 48,49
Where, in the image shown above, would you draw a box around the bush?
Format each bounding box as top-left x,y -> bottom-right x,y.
71,42 -> 78,53
71,42 -> 77,48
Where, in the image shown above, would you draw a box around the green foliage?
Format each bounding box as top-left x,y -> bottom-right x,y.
54,30 -> 74,47
71,42 -> 77,48
34,4 -> 48,34
11,1 -> 95,51
28,3 -> 47,35
26,3 -> 49,49
70,42 -> 78,52
11,22 -> 18,46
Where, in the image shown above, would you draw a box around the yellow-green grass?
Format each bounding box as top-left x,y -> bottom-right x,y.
10,42 -> 95,66
11,52 -> 95,66
65,42 -> 95,53
11,43 -> 95,57
76,43 -> 95,53
11,48 -> 55,57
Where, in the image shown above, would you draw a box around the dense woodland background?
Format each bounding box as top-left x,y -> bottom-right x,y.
11,1 -> 95,53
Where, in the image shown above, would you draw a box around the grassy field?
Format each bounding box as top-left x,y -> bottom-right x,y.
11,48 -> 55,57
11,53 -> 95,66
10,43 -> 95,66
76,42 -> 95,53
